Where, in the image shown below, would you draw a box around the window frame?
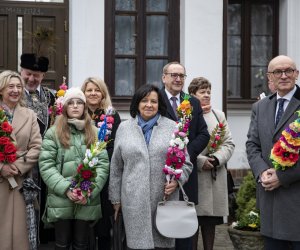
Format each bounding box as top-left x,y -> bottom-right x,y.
225,0 -> 279,109
104,0 -> 180,110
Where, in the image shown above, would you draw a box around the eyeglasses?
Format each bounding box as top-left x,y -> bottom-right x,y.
67,100 -> 85,107
164,73 -> 187,80
268,68 -> 296,78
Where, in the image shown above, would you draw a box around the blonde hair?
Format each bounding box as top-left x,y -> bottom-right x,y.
55,104 -> 96,148
0,70 -> 26,106
81,77 -> 112,110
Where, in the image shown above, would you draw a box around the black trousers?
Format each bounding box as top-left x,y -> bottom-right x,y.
265,236 -> 300,250
175,237 -> 193,250
54,219 -> 90,250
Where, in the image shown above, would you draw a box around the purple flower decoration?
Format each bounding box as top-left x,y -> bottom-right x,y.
70,180 -> 77,188
80,180 -> 92,191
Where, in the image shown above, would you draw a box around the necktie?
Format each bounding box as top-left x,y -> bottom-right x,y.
275,98 -> 285,127
170,96 -> 178,118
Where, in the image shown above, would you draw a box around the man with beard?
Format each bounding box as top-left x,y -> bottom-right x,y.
20,53 -> 56,244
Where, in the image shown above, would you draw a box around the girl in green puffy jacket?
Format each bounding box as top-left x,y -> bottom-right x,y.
39,88 -> 109,250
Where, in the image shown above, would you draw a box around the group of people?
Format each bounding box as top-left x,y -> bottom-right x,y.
0,54 -> 121,250
2,53 -> 298,250
0,54 -> 235,250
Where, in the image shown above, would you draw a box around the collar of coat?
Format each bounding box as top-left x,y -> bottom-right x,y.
268,84 -> 300,101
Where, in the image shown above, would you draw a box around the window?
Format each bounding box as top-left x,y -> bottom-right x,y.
227,0 -> 279,106
105,0 -> 180,110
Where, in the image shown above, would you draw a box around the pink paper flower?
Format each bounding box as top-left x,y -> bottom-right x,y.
163,95 -> 192,180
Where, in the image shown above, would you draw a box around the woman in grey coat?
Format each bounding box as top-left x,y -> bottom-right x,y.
109,84 -> 193,249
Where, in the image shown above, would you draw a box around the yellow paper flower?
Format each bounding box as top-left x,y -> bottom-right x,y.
57,89 -> 65,97
178,100 -> 192,115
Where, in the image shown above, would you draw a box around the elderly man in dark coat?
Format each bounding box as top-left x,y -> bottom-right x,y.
160,61 -> 210,250
246,55 -> 300,250
20,53 -> 56,137
20,53 -> 56,244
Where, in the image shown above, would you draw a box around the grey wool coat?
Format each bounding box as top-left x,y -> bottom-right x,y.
246,86 -> 300,241
196,109 -> 235,217
0,105 -> 42,250
109,116 -> 193,249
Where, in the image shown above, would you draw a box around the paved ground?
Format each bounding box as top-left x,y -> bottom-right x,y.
198,224 -> 234,250
39,224 -> 234,250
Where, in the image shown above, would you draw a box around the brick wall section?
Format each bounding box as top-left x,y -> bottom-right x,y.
229,169 -> 252,187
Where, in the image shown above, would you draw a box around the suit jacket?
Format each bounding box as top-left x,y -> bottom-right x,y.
246,86 -> 300,241
160,88 -> 209,204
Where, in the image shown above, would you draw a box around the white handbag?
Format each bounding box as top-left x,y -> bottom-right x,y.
154,181 -> 198,238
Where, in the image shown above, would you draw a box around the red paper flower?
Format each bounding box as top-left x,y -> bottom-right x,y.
0,136 -> 10,145
77,164 -> 84,173
0,108 -> 17,167
2,121 -> 13,133
0,152 -> 5,161
4,142 -> 17,154
6,154 -> 16,163
81,169 -> 93,179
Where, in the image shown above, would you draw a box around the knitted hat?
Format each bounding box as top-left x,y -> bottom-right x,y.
63,87 -> 86,106
20,53 -> 49,72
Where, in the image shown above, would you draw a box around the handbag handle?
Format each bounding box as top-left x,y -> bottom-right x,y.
177,181 -> 189,202
163,181 -> 191,204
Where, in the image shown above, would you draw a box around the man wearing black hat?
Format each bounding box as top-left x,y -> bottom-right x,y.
20,53 -> 56,137
20,53 -> 56,245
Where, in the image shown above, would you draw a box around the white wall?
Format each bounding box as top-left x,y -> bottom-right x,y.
181,0 -> 223,111
69,0 -> 105,87
279,0 -> 300,67
227,111 -> 251,169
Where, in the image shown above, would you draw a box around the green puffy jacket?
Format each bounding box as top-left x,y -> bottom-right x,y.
39,125 -> 109,224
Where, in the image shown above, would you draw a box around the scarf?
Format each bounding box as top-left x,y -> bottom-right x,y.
0,103 -> 15,123
202,104 -> 211,114
67,118 -> 85,130
137,114 -> 160,146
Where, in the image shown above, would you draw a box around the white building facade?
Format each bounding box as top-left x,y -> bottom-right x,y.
67,0 -> 300,170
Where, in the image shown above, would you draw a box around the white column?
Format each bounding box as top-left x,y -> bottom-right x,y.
181,0 -> 223,110
279,0 -> 300,68
69,0 -> 105,87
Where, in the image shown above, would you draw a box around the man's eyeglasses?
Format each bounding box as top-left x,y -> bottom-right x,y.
164,73 -> 187,80
67,100 -> 85,107
268,68 -> 296,78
